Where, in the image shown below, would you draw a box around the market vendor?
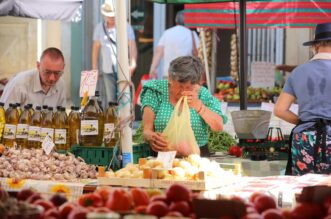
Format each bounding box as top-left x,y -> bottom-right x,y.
141,56 -> 227,157
0,47 -> 66,109
274,22 -> 331,175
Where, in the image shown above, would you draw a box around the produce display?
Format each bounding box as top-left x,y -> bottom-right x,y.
0,147 -> 97,180
208,130 -> 237,153
214,80 -> 282,102
0,184 -> 196,219
104,154 -> 234,181
1,182 -> 331,219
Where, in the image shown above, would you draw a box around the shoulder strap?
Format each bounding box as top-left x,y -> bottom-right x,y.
191,31 -> 197,50
103,22 -> 116,45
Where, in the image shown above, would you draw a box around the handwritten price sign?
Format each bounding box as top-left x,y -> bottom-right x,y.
79,70 -> 98,97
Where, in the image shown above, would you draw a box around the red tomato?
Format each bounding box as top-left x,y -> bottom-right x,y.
106,188 -> 133,211
229,145 -> 242,157
169,201 -> 191,216
291,203 -> 325,219
146,201 -> 169,217
249,192 -> 264,203
254,195 -> 276,213
135,205 -> 147,214
130,187 -> 150,207
261,208 -> 284,219
33,199 -> 55,212
78,193 -> 103,207
166,184 -> 191,202
59,202 -> 77,219
95,186 -> 112,205
67,207 -> 88,219
43,208 -> 60,219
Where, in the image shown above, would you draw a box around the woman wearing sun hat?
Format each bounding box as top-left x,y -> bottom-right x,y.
274,22 -> 331,175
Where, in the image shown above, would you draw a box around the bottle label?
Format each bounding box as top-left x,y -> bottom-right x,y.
55,129 -> 67,144
40,128 -> 54,141
104,123 -> 115,141
16,124 -> 29,139
3,124 -> 16,139
81,120 -> 98,135
28,126 -> 40,141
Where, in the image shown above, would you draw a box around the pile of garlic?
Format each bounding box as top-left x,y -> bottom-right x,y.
0,148 -> 97,181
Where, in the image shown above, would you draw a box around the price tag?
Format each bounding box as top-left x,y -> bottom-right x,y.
79,70 -> 98,97
157,151 -> 176,169
251,62 -> 275,88
261,102 -> 275,112
42,134 -> 55,155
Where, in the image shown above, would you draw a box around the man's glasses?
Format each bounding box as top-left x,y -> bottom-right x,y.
42,69 -> 63,77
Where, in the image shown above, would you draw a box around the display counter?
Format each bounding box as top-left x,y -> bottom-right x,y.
211,156 -> 287,177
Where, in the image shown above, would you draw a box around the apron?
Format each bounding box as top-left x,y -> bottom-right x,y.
286,119 -> 331,175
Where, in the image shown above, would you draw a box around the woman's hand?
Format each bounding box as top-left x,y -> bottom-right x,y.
181,89 -> 202,111
144,130 -> 168,152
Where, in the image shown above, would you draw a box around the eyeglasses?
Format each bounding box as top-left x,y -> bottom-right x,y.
42,69 -> 63,77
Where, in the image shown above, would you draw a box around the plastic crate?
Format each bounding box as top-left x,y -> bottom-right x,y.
133,143 -> 151,164
70,145 -> 118,167
70,144 -> 151,167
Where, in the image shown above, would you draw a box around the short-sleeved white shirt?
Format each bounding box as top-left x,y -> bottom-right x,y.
0,69 -> 66,109
158,25 -> 199,77
93,22 -> 135,73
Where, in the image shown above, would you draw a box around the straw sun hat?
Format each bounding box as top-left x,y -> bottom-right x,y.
101,0 -> 115,17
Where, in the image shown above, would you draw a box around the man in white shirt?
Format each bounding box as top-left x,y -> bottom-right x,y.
149,10 -> 199,79
0,47 -> 66,109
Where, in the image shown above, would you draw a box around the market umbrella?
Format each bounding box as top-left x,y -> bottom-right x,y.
182,0 -> 331,110
0,0 -> 82,21
185,1 -> 331,28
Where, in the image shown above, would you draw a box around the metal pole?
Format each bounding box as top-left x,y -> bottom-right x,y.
200,29 -> 211,93
239,0 -> 247,110
115,0 -> 133,166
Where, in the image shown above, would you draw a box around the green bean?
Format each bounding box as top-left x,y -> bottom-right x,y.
208,130 -> 237,152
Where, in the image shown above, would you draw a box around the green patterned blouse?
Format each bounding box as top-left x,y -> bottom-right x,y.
140,80 -> 227,146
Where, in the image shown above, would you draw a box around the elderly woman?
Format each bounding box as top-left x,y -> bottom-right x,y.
141,56 -> 227,157
274,22 -> 331,175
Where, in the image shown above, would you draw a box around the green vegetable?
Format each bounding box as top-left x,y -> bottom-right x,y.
133,122 -> 146,144
208,130 -> 237,152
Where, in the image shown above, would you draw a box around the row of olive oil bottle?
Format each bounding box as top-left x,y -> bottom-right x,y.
0,95 -> 119,150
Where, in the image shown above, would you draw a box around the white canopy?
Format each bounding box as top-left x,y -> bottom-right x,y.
0,0 -> 82,21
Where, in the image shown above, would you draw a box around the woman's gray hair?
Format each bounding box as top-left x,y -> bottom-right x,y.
168,56 -> 203,84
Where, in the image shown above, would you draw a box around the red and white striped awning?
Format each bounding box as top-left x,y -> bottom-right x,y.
184,0 -> 331,28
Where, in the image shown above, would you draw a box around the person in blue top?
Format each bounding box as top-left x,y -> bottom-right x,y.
141,56 -> 227,157
92,0 -> 137,108
274,22 -> 331,175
